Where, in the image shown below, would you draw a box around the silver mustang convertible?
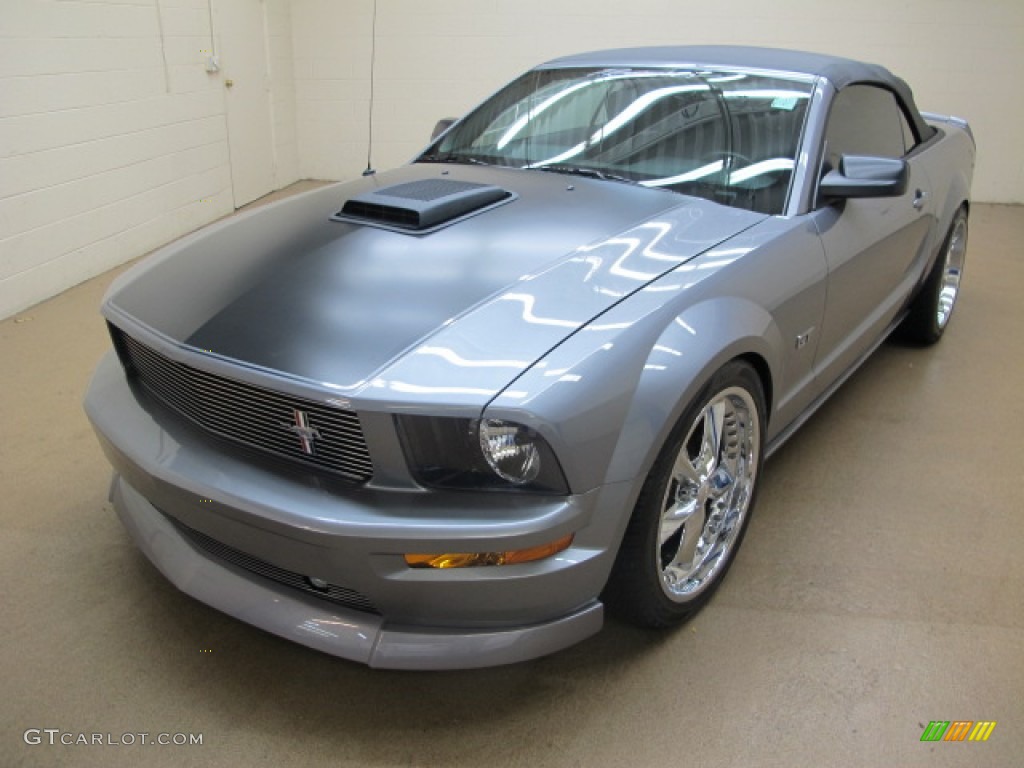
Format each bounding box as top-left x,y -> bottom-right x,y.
84,47 -> 974,669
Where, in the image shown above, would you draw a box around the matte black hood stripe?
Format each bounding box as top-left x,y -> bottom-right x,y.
104,164 -> 763,403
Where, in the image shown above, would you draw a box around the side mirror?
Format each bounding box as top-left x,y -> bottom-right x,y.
430,118 -> 457,142
818,155 -> 909,201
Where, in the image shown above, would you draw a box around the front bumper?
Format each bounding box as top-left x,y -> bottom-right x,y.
111,476 -> 602,669
85,352 -> 632,668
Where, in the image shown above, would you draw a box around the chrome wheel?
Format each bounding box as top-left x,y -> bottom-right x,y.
936,214 -> 967,329
899,206 -> 968,345
657,386 -> 760,601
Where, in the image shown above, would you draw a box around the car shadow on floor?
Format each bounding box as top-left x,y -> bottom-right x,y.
110,528 -> 683,741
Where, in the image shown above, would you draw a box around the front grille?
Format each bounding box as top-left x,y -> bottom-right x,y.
168,514 -> 379,615
111,327 -> 374,482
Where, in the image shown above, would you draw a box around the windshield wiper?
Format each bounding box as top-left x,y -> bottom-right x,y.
418,153 -> 491,166
534,165 -> 639,185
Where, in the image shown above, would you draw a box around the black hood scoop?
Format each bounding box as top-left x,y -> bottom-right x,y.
332,178 -> 514,233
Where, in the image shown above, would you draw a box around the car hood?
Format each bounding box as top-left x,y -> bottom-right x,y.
104,164 -> 765,408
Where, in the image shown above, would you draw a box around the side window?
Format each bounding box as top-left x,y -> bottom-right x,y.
824,85 -> 909,171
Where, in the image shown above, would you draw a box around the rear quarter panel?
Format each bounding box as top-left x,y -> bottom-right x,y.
919,116 -> 976,236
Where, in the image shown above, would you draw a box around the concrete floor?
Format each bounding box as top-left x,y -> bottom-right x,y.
2,195 -> 1021,767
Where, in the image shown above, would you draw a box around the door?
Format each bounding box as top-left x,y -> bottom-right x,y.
811,85 -> 936,388
212,0 -> 276,208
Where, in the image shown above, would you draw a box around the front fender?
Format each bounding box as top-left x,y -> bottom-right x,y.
486,211 -> 826,498
602,297 -> 781,488
487,273 -> 783,495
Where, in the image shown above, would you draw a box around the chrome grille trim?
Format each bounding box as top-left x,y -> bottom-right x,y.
112,327 -> 374,482
167,514 -> 379,615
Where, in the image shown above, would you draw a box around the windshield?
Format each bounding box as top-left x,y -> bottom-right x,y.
420,67 -> 814,215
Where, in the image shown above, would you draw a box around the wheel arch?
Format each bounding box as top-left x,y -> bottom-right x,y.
905,195 -> 970,314
602,296 -> 781,491
736,350 -> 773,421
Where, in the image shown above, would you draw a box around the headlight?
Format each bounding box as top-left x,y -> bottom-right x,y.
478,419 -> 541,484
396,415 -> 569,494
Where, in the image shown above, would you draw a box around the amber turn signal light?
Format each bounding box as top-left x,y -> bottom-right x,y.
404,534 -> 574,569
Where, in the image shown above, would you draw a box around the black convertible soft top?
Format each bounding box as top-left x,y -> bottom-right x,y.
544,45 -> 931,140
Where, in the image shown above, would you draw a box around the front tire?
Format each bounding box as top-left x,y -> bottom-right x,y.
604,361 -> 765,628
901,207 -> 968,344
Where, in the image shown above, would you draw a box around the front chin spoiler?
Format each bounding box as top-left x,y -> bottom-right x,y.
110,474 -> 603,670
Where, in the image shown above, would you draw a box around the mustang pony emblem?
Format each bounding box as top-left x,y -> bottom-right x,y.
282,409 -> 321,455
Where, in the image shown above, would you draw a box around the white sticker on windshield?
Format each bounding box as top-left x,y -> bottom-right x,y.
772,96 -> 799,111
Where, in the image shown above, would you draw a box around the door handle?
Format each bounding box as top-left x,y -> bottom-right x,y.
912,189 -> 928,210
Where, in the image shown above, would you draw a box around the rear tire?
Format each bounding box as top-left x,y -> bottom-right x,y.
604,361 -> 765,628
900,207 -> 968,344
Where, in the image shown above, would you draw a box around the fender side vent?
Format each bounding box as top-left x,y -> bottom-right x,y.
333,179 -> 513,233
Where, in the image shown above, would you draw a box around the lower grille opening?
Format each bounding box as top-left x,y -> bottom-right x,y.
166,513 -> 379,615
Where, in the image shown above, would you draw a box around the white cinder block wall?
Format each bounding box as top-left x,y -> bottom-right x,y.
0,0 -> 298,319
2,0 -> 1021,319
266,0 -> 300,189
